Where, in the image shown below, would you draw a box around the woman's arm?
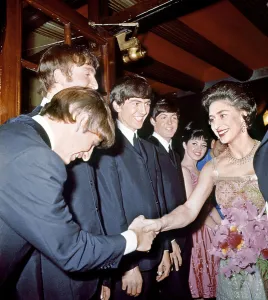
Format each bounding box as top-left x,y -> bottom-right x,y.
209,207 -> 222,225
144,162 -> 215,232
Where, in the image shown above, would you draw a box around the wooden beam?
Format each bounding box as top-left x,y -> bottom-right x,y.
151,20 -> 253,81
102,0 -> 253,81
101,37 -> 116,100
26,0 -> 107,44
21,59 -> 38,72
1,0 -> 22,123
125,58 -> 204,93
229,0 -> 268,37
64,23 -> 72,45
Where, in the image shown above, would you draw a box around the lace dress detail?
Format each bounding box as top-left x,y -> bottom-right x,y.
187,168 -> 219,298
212,159 -> 267,300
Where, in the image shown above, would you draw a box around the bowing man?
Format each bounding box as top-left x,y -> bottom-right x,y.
0,87 -> 155,299
6,43 -> 110,300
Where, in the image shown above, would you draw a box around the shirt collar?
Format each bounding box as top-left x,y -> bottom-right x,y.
32,115 -> 55,150
152,132 -> 172,152
40,97 -> 50,107
116,120 -> 137,146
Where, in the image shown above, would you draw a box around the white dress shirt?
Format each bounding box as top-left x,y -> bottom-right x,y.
152,131 -> 172,152
32,115 -> 137,255
40,97 -> 50,107
117,120 -> 138,145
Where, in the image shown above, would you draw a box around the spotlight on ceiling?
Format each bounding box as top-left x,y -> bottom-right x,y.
88,22 -> 146,64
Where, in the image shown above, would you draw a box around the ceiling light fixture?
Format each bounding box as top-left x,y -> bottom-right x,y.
88,22 -> 146,64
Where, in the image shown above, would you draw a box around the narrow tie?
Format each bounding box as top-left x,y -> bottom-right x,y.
133,133 -> 141,154
169,145 -> 176,164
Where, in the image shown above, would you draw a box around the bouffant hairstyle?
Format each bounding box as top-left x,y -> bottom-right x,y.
181,121 -> 210,144
202,81 -> 256,129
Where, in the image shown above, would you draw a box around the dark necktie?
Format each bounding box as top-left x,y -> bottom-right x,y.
133,133 -> 141,154
169,145 -> 176,165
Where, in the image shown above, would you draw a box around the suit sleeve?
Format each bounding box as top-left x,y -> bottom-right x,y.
0,147 -> 126,273
153,147 -> 172,252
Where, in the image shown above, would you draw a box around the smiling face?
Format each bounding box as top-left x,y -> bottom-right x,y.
183,138 -> 208,161
208,99 -> 246,144
151,112 -> 178,142
113,97 -> 151,131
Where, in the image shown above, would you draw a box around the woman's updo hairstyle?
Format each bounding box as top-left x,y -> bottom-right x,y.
202,81 -> 256,129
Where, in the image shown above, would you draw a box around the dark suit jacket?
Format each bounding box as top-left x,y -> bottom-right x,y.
93,129 -> 169,273
0,118 -> 125,299
254,131 -> 268,201
148,136 -> 190,250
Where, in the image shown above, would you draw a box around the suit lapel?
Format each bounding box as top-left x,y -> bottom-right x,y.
116,129 -> 147,161
150,135 -> 178,169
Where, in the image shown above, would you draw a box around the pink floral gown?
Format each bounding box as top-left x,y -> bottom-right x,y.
187,168 -> 219,298
213,159 -> 267,300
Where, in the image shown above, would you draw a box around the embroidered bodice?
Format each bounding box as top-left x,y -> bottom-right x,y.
212,159 -> 265,211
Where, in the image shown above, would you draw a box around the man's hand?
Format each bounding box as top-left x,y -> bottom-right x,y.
100,285 -> 110,300
156,251 -> 171,282
128,215 -> 157,252
122,266 -> 143,297
142,218 -> 163,233
170,241 -> 182,271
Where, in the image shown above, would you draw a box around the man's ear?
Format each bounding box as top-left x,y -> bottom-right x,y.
112,101 -> 121,113
150,117 -> 156,127
53,69 -> 66,85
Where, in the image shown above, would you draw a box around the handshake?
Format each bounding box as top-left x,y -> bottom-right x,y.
128,215 -> 163,252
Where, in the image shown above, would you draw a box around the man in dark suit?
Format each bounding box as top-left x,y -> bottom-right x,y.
93,75 -> 172,300
0,87 -> 156,299
5,43 -> 108,300
254,130 -> 268,201
148,98 -> 192,299
9,43 -> 116,300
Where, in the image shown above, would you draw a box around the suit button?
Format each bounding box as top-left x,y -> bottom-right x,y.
156,201 -> 159,204
95,207 -> 98,211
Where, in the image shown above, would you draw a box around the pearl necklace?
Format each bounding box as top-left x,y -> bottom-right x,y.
226,140 -> 260,165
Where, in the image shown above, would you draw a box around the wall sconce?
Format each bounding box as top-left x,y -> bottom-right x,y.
263,110 -> 268,126
88,22 -> 146,64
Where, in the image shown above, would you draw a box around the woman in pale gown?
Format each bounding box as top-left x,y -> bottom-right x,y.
144,81 -> 268,300
181,122 -> 221,299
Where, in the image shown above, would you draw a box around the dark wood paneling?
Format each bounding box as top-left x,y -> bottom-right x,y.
1,0 -> 22,123
101,37 -> 116,100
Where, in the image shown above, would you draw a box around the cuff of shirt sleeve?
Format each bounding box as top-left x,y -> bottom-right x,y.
121,230 -> 138,255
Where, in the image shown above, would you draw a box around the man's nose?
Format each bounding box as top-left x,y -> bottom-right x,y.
138,104 -> 147,114
167,118 -> 172,125
90,78 -> 98,90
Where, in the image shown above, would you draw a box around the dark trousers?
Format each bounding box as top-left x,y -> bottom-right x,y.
110,267 -> 158,300
157,236 -> 192,300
